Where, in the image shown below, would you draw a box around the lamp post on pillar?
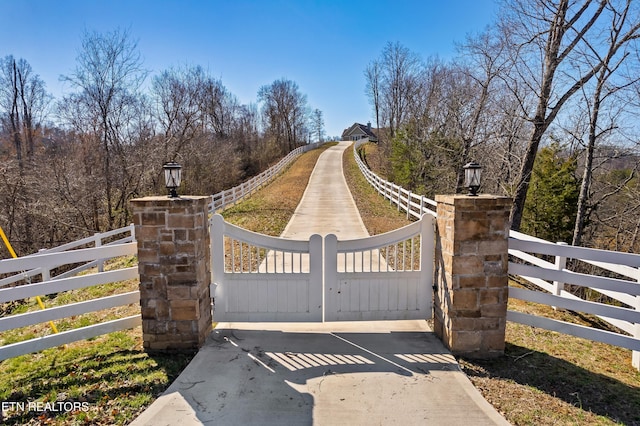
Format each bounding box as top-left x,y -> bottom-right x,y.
434,161 -> 511,358
130,164 -> 212,352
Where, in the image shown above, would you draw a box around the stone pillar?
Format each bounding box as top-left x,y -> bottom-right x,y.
433,195 -> 511,358
130,196 -> 212,351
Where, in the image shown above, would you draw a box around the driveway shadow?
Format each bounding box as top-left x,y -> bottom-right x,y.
133,325 -> 508,425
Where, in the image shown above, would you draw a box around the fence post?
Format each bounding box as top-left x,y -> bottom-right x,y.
552,242 -> 568,310
634,272 -> 639,369
129,223 -> 135,241
38,248 -> 51,282
421,215 -> 435,309
130,195 -> 212,352
433,195 -> 512,358
309,234 -> 324,322
396,185 -> 402,211
384,179 -> 388,201
94,233 -> 104,272
210,214 -> 225,294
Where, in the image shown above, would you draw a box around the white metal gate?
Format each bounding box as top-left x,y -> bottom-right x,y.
210,214 -> 434,322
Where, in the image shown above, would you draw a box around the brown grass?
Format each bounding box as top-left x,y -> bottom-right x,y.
222,143 -> 336,235
342,141 -> 410,235
459,286 -> 640,425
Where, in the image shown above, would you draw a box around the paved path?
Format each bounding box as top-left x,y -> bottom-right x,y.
280,141 -> 368,240
263,141 -> 384,273
131,141 -> 510,426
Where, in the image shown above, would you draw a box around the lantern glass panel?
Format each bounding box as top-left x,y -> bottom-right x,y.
465,167 -> 481,188
463,162 -> 482,196
163,162 -> 182,197
165,167 -> 181,189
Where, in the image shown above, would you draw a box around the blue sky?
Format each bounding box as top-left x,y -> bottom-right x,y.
0,0 -> 498,138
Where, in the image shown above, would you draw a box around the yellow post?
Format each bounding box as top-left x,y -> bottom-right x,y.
0,225 -> 59,334
0,225 -> 17,258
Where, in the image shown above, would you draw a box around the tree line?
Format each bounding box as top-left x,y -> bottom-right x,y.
365,0 -> 640,253
0,29 -> 327,256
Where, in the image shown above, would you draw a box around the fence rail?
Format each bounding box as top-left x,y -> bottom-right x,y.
508,231 -> 640,367
353,139 -> 437,218
209,142 -> 326,213
0,230 -> 140,361
0,224 -> 135,288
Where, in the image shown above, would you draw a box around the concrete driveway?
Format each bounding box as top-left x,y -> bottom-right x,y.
131,321 -> 509,426
280,141 -> 368,240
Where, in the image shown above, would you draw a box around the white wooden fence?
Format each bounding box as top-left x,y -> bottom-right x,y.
0,225 -> 136,289
509,230 -> 640,368
0,225 -> 140,361
354,139 -> 640,369
209,142 -> 326,213
353,139 -> 437,218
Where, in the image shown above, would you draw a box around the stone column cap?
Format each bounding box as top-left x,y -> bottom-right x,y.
435,194 -> 512,206
130,195 -> 212,203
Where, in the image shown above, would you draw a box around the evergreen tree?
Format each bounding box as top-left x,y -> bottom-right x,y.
389,126 -> 460,198
522,142 -> 580,243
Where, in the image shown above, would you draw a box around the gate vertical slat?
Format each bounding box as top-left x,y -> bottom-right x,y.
211,214 -> 225,301
323,234 -> 338,322
420,214 -> 435,314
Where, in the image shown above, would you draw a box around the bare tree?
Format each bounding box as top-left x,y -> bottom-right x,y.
60,28 -> 147,230
203,75 -> 239,139
378,42 -> 423,139
258,78 -> 308,154
152,65 -> 205,160
364,60 -> 381,141
311,108 -> 324,142
572,0 -> 640,246
0,55 -> 48,167
0,56 -> 49,254
482,91 -> 530,196
502,0 -> 610,231
454,28 -> 509,192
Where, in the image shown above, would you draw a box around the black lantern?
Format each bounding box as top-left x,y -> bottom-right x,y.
163,162 -> 182,198
463,161 -> 482,196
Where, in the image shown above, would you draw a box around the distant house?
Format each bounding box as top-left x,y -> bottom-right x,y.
341,122 -> 378,143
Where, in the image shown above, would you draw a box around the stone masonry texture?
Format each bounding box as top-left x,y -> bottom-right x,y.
434,195 -> 511,358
